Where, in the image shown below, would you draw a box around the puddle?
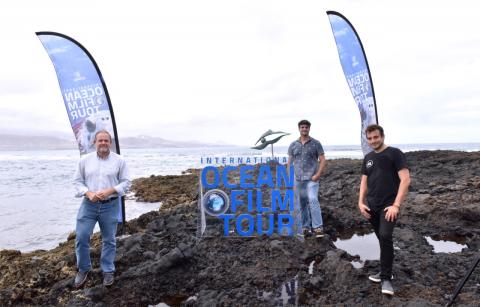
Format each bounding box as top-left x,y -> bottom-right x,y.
425,236 -> 467,253
334,232 -> 379,268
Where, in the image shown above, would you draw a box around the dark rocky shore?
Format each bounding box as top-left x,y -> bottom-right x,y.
1,150 -> 480,306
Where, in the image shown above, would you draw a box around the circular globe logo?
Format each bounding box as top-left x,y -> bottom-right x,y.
203,189 -> 229,216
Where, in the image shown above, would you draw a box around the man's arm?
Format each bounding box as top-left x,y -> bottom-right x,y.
73,160 -> 88,197
286,155 -> 296,190
73,159 -> 98,202
311,154 -> 326,181
384,168 -> 410,221
286,141 -> 293,178
287,156 -> 292,176
287,155 -> 293,183
393,168 -> 410,208
358,175 -> 371,219
114,159 -> 131,195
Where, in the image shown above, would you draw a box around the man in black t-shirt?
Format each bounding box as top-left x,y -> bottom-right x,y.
358,124 -> 410,296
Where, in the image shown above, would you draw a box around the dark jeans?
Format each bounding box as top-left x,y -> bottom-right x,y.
369,207 -> 396,280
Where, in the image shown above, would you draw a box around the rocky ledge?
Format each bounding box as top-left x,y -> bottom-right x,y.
1,150 -> 479,306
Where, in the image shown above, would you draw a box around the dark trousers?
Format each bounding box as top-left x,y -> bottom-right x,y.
369,207 -> 396,280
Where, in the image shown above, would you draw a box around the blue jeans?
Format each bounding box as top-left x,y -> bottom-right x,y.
295,180 -> 323,230
75,198 -> 119,273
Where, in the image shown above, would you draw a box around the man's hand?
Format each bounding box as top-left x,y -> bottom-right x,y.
96,188 -> 115,200
85,191 -> 99,202
384,205 -> 399,222
358,203 -> 371,219
311,174 -> 320,182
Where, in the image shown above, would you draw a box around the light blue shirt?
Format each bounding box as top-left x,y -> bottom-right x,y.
73,151 -> 131,198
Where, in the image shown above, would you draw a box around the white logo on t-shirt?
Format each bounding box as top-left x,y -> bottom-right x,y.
366,160 -> 373,168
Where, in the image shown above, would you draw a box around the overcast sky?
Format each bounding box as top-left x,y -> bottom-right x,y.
0,0 -> 479,146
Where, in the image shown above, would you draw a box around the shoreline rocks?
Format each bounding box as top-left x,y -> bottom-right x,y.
1,150 -> 479,306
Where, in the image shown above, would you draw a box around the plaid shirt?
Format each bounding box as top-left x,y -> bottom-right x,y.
288,137 -> 324,181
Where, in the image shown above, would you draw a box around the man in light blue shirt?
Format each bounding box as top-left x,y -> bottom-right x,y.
73,130 -> 130,287
287,120 -> 326,238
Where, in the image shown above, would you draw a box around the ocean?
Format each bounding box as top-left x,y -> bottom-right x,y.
0,143 -> 478,252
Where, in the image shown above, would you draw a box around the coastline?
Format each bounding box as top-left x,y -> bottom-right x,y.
1,150 -> 479,306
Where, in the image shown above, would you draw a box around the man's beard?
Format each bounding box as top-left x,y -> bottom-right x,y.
97,147 -> 110,155
372,141 -> 384,151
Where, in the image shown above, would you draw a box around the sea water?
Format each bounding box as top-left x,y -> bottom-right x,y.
0,143 -> 478,252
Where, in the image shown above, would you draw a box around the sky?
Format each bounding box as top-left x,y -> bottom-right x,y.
0,0 -> 479,146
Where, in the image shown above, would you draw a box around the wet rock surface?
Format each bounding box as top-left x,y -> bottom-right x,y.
1,150 -> 479,306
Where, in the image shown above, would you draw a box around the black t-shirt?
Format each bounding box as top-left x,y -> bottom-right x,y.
361,146 -> 408,209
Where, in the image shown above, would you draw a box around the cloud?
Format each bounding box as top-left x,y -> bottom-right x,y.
0,0 -> 479,145
0,78 -> 44,96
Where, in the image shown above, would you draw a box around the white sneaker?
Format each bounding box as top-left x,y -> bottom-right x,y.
381,280 -> 394,295
368,272 -> 394,283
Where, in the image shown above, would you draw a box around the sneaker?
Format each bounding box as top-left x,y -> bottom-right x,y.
381,279 -> 394,295
74,270 -> 89,288
313,227 -> 324,238
368,272 -> 394,283
303,228 -> 313,237
103,272 -> 114,287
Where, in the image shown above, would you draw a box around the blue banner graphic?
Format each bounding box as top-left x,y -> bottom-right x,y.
36,32 -> 119,155
36,32 -> 124,224
327,11 -> 378,155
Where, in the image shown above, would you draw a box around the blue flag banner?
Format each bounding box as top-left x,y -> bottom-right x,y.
36,32 -> 125,224
36,32 -> 119,155
327,11 -> 378,156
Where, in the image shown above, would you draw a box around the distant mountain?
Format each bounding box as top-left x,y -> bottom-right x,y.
120,135 -> 227,148
0,134 -> 77,151
0,134 -> 229,151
